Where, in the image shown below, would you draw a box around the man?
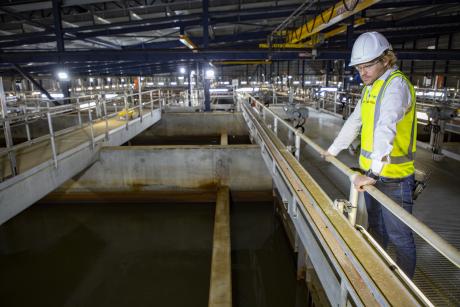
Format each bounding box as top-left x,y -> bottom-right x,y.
324,32 -> 417,278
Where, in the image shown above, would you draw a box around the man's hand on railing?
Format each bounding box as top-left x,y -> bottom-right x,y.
353,174 -> 377,192
320,150 -> 333,160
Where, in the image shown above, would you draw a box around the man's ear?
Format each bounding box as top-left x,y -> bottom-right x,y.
382,56 -> 390,68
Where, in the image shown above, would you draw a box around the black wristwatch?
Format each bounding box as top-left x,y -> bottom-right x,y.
365,169 -> 380,180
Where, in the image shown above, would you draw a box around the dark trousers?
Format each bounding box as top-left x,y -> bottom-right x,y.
364,174 -> 416,278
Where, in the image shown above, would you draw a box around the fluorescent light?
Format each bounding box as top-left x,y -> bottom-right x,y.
180,67 -> 186,74
105,94 -> 117,99
205,69 -> 215,79
42,93 -> 64,98
293,81 -> 299,85
241,81 -> 247,85
179,34 -> 197,49
210,88 -> 229,93
178,76 -> 184,80
171,82 -> 177,85
107,77 -> 111,82
158,82 -> 164,86
146,82 -> 154,86
89,77 -> 94,82
79,102 -> 96,110
288,75 -> 292,79
321,87 -> 338,92
57,71 -> 68,80
304,81 -> 311,84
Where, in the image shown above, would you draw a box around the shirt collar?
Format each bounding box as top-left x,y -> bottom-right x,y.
376,66 -> 398,82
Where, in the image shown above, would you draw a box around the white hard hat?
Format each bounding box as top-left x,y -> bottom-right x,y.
349,32 -> 392,66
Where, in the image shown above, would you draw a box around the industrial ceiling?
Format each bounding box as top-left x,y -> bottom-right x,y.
0,0 -> 459,76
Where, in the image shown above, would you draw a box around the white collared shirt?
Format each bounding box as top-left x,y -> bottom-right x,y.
327,67 -> 412,174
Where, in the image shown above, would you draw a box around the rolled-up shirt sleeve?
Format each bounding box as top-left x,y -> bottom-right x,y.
370,77 -> 412,174
328,101 -> 362,156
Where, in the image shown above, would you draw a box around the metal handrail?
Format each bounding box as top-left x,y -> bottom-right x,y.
0,89 -> 162,179
244,92 -> 460,269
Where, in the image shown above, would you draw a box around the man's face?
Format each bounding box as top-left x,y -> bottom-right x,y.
355,57 -> 388,85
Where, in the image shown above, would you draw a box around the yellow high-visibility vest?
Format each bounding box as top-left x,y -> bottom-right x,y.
359,70 -> 417,178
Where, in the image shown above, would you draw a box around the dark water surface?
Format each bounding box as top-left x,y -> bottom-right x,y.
0,201 -> 308,307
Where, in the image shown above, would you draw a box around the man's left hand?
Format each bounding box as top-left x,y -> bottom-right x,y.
353,175 -> 377,192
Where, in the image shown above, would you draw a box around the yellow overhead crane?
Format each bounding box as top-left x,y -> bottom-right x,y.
259,18 -> 365,49
259,0 -> 381,49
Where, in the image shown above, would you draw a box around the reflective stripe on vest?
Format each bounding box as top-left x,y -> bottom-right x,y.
359,70 -> 417,178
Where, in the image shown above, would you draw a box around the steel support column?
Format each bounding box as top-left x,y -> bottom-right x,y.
204,62 -> 211,112
52,0 -> 64,52
444,33 -> 453,86
188,71 -> 192,107
302,60 -> 305,89
202,0 -> 209,49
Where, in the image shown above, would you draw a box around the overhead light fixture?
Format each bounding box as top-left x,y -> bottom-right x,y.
57,71 -> 69,80
179,67 -> 186,74
179,34 -> 197,50
205,69 -> 215,79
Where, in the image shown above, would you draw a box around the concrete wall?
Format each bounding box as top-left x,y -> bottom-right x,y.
141,112 -> 249,137
58,145 -> 271,193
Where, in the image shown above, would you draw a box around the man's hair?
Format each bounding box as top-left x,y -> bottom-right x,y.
382,49 -> 397,67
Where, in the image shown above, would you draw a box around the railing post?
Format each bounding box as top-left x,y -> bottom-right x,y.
25,117 -> 31,141
47,111 -> 58,168
124,95 -> 129,130
274,117 -> 278,135
150,90 -> 154,115
158,89 -> 162,110
102,98 -> 109,141
295,132 -> 301,160
87,105 -> 95,149
21,105 -> 31,141
334,91 -> 338,114
76,97 -> 82,127
138,77 -> 143,122
348,175 -> 359,226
